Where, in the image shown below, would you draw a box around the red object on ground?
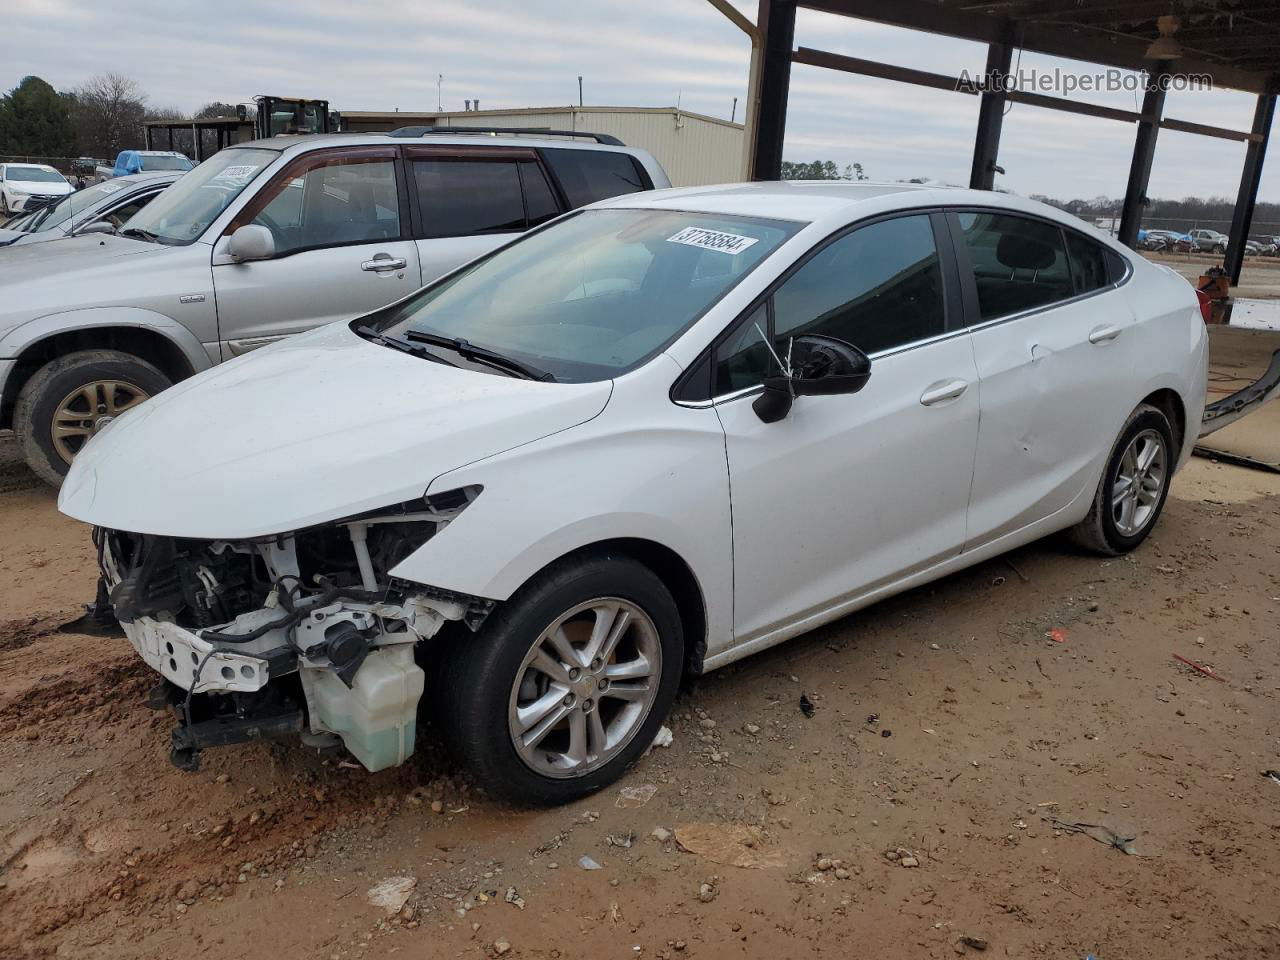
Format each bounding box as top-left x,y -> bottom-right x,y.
1173,653 -> 1225,681
1047,628 -> 1068,643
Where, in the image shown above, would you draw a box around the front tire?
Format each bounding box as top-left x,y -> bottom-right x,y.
1070,403 -> 1175,555
14,349 -> 171,487
436,554 -> 683,805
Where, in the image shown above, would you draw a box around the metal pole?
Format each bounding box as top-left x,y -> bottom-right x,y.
437,74 -> 443,112
731,96 -> 738,123
968,25 -> 1013,191
704,0 -> 761,179
752,0 -> 796,181
578,76 -> 584,107
1224,89 -> 1277,286
1117,64 -> 1170,250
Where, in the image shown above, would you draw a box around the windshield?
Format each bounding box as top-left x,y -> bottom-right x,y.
120,148 -> 277,245
15,179 -> 128,234
142,155 -> 193,171
378,208 -> 799,382
7,166 -> 66,184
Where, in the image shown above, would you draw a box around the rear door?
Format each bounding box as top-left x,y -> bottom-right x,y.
211,146 -> 420,356
953,210 -> 1138,547
406,146 -> 562,285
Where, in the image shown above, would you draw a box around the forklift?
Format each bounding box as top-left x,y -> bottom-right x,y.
243,96 -> 334,138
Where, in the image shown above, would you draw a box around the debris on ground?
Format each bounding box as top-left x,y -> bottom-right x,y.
578,855 -> 603,870
958,935 -> 989,951
617,783 -> 658,808
607,832 -> 634,849
698,881 -> 718,903
1042,815 -> 1146,856
651,826 -> 672,842
885,848 -> 919,867
504,886 -> 525,910
1173,653 -> 1226,681
675,823 -> 781,868
1261,770 -> 1280,785
799,693 -> 816,718
1047,628 -> 1068,643
366,876 -> 417,915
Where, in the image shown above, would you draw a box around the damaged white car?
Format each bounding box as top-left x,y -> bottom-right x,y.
60,182 -> 1208,804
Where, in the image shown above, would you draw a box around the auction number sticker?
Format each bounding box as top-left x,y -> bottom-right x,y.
99,183 -> 121,194
215,164 -> 260,185
666,226 -> 759,255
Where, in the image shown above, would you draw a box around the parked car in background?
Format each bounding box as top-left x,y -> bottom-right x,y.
0,172 -> 180,248
1139,229 -> 1195,253
1188,228 -> 1229,253
59,183 -> 1208,799
0,163 -> 74,217
94,150 -> 193,181
0,130 -> 669,484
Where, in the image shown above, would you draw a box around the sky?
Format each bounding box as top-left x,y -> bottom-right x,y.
4,0 -> 1276,204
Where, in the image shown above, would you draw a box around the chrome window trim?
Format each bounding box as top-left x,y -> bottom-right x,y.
964,275 -> 1126,333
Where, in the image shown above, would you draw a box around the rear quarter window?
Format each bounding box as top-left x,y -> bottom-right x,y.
542,149 -> 649,208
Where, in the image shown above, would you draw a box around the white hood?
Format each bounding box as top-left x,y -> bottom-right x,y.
59,323 -> 612,539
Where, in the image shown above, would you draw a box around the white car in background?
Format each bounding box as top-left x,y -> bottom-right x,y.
60,182 -> 1208,804
0,163 -> 73,216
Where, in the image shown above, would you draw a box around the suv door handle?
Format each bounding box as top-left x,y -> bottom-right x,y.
920,379 -> 969,406
361,255 -> 407,272
1088,324 -> 1123,344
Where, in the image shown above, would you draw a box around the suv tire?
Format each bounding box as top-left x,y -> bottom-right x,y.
1070,402 -> 1176,556
14,349 -> 171,487
436,554 -> 683,805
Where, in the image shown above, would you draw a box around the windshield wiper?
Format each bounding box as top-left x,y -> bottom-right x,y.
119,227 -> 156,242
353,324 -> 458,367
403,330 -> 555,382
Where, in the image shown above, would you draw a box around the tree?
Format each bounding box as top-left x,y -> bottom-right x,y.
195,101 -> 248,119
0,76 -> 75,159
68,73 -> 147,161
780,159 -> 870,181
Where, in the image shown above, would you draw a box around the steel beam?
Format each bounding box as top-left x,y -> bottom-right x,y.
1117,64 -> 1169,250
752,0 -> 797,180
1224,90 -> 1277,286
969,25 -> 1014,190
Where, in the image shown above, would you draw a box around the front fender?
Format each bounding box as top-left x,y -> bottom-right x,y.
0,306 -> 214,373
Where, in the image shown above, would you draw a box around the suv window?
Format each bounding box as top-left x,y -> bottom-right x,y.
250,155 -> 401,255
412,159 -> 526,237
1064,231 -> 1110,294
712,214 -> 945,395
956,212 -> 1073,322
542,149 -> 648,208
519,161 -> 560,227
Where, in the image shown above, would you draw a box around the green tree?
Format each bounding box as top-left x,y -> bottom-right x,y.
0,76 -> 75,159
780,159 -> 867,181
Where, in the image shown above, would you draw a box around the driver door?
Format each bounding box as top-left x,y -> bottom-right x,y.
711,213 -> 980,644
211,146 -> 420,357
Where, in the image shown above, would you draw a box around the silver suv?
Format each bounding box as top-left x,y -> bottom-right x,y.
0,131 -> 668,484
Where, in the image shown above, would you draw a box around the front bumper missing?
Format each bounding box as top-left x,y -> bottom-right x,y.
122,616 -> 275,694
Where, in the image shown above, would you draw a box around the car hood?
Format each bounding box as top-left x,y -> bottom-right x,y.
59,323 -> 613,539
0,227 -> 27,246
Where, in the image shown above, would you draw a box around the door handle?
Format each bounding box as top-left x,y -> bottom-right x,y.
1088,324 -> 1123,344
920,378 -> 969,406
361,256 -> 407,272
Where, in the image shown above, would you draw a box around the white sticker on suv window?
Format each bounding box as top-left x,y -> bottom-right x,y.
215,164 -> 260,185
666,226 -> 759,256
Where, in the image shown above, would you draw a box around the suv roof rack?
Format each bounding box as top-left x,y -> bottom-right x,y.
385,125 -> 624,146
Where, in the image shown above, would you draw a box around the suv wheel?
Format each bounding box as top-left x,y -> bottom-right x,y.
436,554 -> 683,805
1070,402 -> 1175,555
14,349 -> 171,487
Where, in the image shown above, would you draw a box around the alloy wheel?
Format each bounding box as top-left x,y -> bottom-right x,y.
507,598 -> 662,779
1111,428 -> 1167,537
51,379 -> 149,464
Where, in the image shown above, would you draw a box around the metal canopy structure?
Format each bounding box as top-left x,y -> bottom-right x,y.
142,117 -> 252,161
746,0 -> 1279,285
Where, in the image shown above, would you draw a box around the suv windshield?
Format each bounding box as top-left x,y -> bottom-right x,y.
120,148 -> 277,245
7,166 -> 66,184
377,208 -> 800,382
15,180 -> 127,234
143,155 -> 193,171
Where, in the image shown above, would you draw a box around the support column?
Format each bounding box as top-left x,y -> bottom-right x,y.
1224,89 -> 1277,286
969,25 -> 1014,191
1117,63 -> 1170,250
144,126 -> 154,150
751,0 -> 796,180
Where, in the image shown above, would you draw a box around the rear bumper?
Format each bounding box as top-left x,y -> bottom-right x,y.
1198,348 -> 1280,439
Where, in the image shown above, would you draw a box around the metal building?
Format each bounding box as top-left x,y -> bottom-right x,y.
338,106 -> 745,187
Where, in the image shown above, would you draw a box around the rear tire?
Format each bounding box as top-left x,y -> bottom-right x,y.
14,349 -> 171,488
436,554 -> 683,806
1070,403 -> 1175,555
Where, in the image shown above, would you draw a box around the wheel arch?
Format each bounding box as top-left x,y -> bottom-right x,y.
1140,387 -> 1186,452
0,315 -> 207,430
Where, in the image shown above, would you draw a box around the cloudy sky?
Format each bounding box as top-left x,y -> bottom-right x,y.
5,0 -> 1276,205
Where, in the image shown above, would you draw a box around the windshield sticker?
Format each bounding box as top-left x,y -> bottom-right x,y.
666,226 -> 759,256
213,164 -> 260,185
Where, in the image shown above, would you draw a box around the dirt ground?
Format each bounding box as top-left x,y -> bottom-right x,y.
2,410 -> 1279,959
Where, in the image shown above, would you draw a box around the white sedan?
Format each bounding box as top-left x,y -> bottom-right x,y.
0,162 -> 73,216
60,182 -> 1207,803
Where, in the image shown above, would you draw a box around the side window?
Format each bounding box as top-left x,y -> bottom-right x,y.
519,162 -> 560,227
250,155 -> 400,256
542,149 -> 647,208
98,193 -> 158,230
709,215 -> 945,396
956,212 -> 1073,321
1065,231 -> 1111,294
412,159 -> 525,237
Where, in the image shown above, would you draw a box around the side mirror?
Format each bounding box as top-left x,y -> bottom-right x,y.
76,220 -> 116,237
752,334 -> 872,424
226,224 -> 275,262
